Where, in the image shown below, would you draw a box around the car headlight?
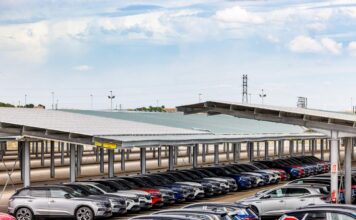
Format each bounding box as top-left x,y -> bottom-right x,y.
95,202 -> 107,207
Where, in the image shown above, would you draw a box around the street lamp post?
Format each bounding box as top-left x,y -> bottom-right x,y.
259,89 -> 267,105
108,91 -> 115,111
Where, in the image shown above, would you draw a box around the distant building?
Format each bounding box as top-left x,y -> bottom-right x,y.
163,108 -> 177,113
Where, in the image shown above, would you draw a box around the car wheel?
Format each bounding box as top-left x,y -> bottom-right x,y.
15,207 -> 33,220
76,206 -> 93,220
250,206 -> 259,216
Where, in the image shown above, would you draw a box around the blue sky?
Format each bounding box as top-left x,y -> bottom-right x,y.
0,0 -> 356,111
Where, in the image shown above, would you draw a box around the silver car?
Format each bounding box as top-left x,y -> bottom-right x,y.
8,185 -> 112,220
236,185 -> 328,216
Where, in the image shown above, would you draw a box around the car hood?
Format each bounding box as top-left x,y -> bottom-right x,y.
107,191 -> 137,199
175,182 -> 202,187
203,177 -> 228,183
126,190 -> 150,196
71,196 -> 108,203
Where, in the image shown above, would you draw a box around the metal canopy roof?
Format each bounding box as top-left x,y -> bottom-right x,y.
63,110 -> 304,134
0,107 -> 325,148
104,132 -> 325,148
177,101 -> 356,135
0,107 -> 209,146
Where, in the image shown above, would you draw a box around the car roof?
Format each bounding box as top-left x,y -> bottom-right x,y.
286,207 -> 356,215
130,215 -> 199,220
300,204 -> 356,211
184,202 -> 249,208
154,209 -> 227,215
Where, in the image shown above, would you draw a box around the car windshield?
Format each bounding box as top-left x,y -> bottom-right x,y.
232,166 -> 245,172
191,170 -> 208,178
94,182 -> 118,193
116,179 -> 137,189
150,175 -> 173,185
63,187 -> 85,198
225,167 -> 238,174
130,178 -> 152,188
82,184 -> 103,195
183,171 -> 200,180
174,172 -> 193,181
199,169 -> 218,177
109,180 -> 131,190
254,163 -> 269,169
242,164 -> 258,171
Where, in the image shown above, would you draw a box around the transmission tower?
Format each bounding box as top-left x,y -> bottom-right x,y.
242,74 -> 248,103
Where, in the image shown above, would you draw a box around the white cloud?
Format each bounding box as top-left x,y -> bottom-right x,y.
289,36 -> 323,53
74,65 -> 92,72
289,36 -> 342,54
214,6 -> 264,24
348,41 -> 356,56
320,38 -> 342,54
0,21 -> 49,63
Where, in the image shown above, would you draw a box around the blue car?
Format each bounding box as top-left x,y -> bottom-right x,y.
201,167 -> 252,189
183,202 -> 259,220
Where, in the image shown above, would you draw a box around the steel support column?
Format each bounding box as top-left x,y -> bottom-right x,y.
40,141 -> 45,166
168,146 -> 174,171
108,149 -> 114,178
311,139 -> 316,156
278,140 -> 284,158
121,150 -> 125,172
70,143 -> 76,182
158,147 -> 162,167
330,130 -> 339,203
274,141 -> 277,158
50,141 -> 55,178
77,145 -> 83,176
174,146 -> 178,165
289,140 -> 294,156
60,142 -> 65,165
187,146 -> 192,164
35,142 -> 39,158
192,144 -> 198,168
344,138 -> 352,204
233,143 -> 238,162
302,140 -> 305,156
202,144 -> 206,163
320,139 -> 325,160
140,148 -> 146,174
237,142 -> 241,160
226,143 -> 230,160
23,141 -> 31,187
256,142 -> 260,159
264,141 -> 269,160
99,148 -> 104,173
247,142 -> 254,162
214,144 -> 219,165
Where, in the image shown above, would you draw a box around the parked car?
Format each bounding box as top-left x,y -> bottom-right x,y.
153,209 -> 235,220
234,163 -> 281,184
151,173 -> 204,199
62,183 -> 127,215
109,178 -> 164,207
226,164 -> 269,186
256,160 -> 302,179
120,176 -> 176,205
0,213 -> 15,220
183,202 -> 259,220
86,179 -> 153,209
195,169 -> 239,191
252,162 -> 288,181
129,215 -> 201,220
183,169 -> 235,193
279,207 -> 356,220
75,182 -> 141,212
236,185 -> 328,216
141,175 -> 195,201
8,185 -> 112,220
199,167 -> 253,189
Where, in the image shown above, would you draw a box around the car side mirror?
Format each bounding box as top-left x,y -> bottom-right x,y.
64,194 -> 71,199
262,195 -> 271,199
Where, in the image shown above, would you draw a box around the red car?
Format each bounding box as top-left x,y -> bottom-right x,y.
0,213 -> 15,220
114,178 -> 164,207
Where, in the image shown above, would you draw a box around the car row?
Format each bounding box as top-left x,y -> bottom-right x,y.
253,156 -> 330,179
129,202 -> 259,220
8,162 -> 285,220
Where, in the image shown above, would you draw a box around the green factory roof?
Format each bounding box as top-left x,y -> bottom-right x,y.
62,110 -> 305,135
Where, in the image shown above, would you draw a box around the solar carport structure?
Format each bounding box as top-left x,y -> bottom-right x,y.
0,107 -> 324,197
177,100 -> 356,204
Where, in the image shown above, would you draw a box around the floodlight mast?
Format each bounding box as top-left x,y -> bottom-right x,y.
108,91 -> 115,111
259,89 -> 267,104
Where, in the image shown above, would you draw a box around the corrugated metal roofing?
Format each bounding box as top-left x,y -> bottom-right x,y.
0,108 -> 207,136
62,110 -> 305,135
